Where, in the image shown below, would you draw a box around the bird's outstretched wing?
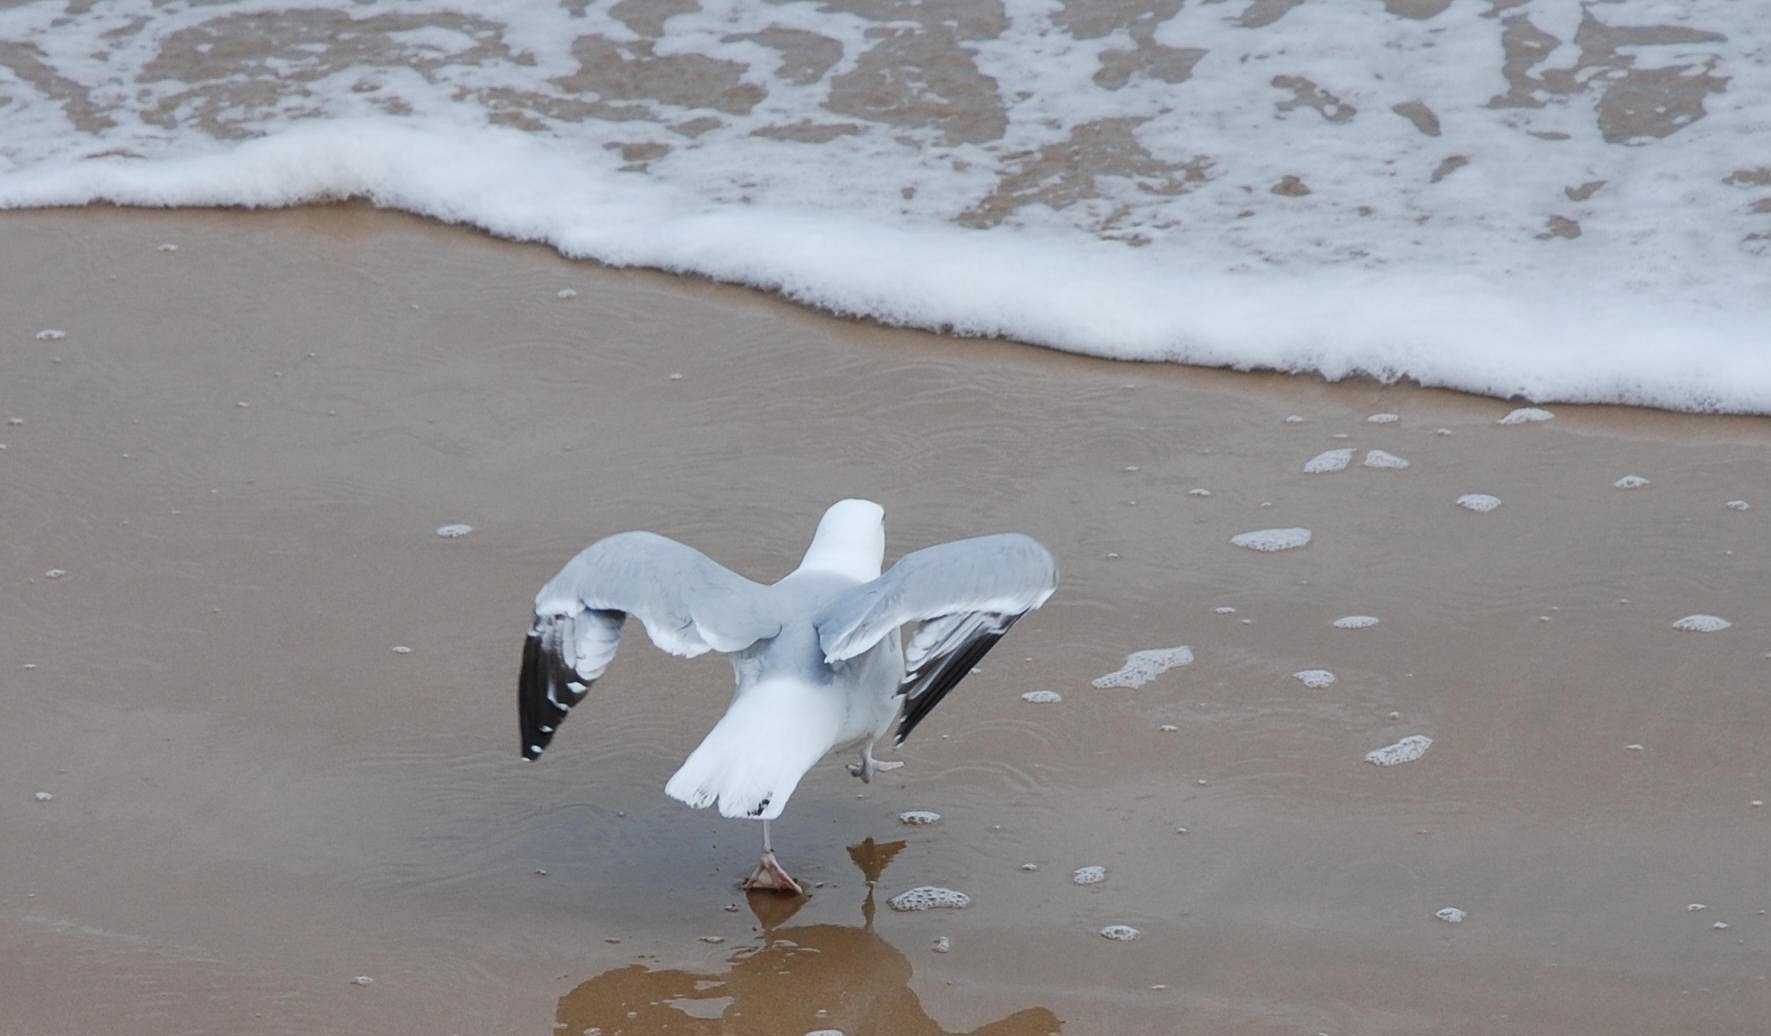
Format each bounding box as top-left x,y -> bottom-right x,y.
519,531 -> 778,760
814,533 -> 1057,745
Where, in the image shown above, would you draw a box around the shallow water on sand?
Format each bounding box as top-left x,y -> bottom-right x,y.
3,207 -> 1769,1034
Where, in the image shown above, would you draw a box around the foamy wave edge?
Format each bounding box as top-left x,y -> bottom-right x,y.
6,120 -> 1766,416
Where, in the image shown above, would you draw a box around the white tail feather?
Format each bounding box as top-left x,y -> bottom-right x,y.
665,680 -> 842,821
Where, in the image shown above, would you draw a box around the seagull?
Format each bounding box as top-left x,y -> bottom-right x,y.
518,498 -> 1057,894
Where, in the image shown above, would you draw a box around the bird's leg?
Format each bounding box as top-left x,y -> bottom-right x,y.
742,818 -> 804,895
846,742 -> 905,783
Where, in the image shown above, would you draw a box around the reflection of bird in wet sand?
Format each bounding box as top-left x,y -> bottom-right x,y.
554,837 -> 1063,1035
519,499 -> 1057,893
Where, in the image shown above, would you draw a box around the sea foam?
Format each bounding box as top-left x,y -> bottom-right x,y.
1366,734 -> 1433,766
0,3 -> 1766,413
1232,528 -> 1312,552
1093,647 -> 1194,689
888,887 -> 971,912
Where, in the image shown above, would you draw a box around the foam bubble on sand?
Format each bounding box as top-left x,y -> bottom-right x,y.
898,810 -> 942,826
1363,449 -> 1410,470
1303,448 -> 1354,473
1456,493 -> 1502,512
1293,669 -> 1337,689
1072,865 -> 1107,885
1613,475 -> 1651,489
1725,500 -> 1750,511
1187,488 -> 1213,497
1367,413 -> 1400,424
1021,690 -> 1062,704
1214,606 -> 1237,615
1284,415 -> 1305,424
33,791 -> 53,802
43,568 -> 66,579
1099,925 -> 1141,941
1333,615 -> 1380,629
391,645 -> 412,654
555,288 -> 577,299
1366,734 -> 1433,766
1092,647 -> 1193,689
1498,408 -> 1556,425
1231,528 -> 1312,552
1672,614 -> 1731,632
888,887 -> 971,912
33,329 -> 65,341
1435,907 -> 1467,923
930,936 -> 952,953
434,523 -> 473,537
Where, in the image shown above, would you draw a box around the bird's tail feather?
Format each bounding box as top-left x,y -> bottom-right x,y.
665,681 -> 839,821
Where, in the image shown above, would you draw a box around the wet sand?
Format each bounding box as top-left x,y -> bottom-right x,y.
2,205 -> 1767,1035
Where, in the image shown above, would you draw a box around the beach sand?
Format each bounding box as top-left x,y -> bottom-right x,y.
2,205 -> 1767,1035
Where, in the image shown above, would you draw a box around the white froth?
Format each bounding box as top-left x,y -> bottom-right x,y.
1293,669 -> 1337,689
1333,615 -> 1380,630
888,886 -> 971,912
1435,907 -> 1467,924
1456,494 -> 1502,513
1498,408 -> 1556,425
1672,614 -> 1731,632
1613,475 -> 1651,489
898,810 -> 942,826
1072,865 -> 1107,886
1231,528 -> 1312,552
1366,413 -> 1399,424
1366,734 -> 1433,766
1363,449 -> 1410,470
1724,500 -> 1750,511
1,4 -> 1767,413
1303,448 -> 1354,474
1092,647 -> 1193,689
1020,689 -> 1062,704
33,329 -> 65,341
1099,925 -> 1141,942
434,523 -> 473,537
33,791 -> 53,802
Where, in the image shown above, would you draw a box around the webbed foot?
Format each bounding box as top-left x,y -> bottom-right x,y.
741,850 -> 804,895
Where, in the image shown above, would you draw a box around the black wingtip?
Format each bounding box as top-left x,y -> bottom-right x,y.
893,625 -> 1010,746
517,625 -> 573,762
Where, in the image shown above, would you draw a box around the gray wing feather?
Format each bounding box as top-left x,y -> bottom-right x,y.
814,533 -> 1057,744
520,531 -> 778,760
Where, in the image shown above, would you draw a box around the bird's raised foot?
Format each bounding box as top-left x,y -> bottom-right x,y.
740,849 -> 804,896
847,756 -> 905,783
